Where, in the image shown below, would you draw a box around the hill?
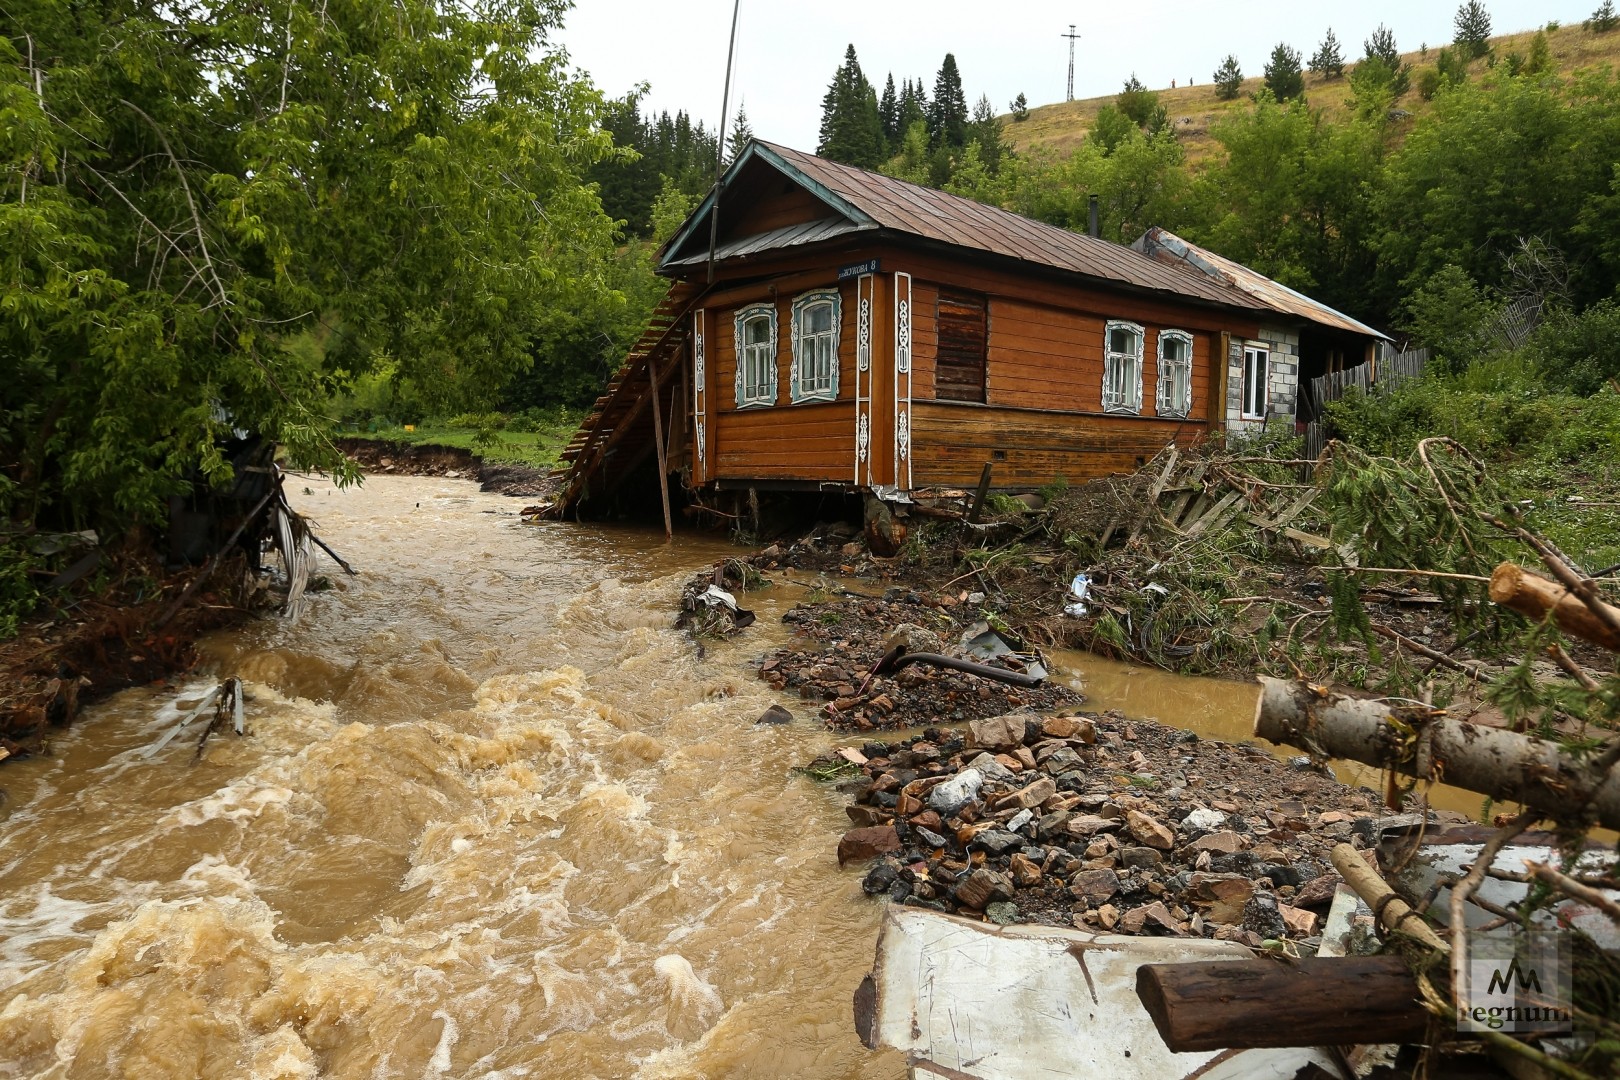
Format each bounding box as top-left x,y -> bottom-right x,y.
1004,20 -> 1619,165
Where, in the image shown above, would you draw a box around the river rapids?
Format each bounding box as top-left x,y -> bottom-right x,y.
0,476 -> 905,1079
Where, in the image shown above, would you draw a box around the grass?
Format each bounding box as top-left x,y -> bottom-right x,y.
1004,21 -> 1619,165
343,421 -> 575,469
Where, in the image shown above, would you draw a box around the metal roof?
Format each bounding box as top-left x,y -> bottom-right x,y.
661,216 -> 865,268
660,141 -> 1269,314
1133,227 -> 1390,340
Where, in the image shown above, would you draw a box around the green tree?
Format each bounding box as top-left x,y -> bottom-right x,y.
1401,264 -> 1498,372
1364,24 -> 1402,68
1091,105 -> 1137,153
884,120 -> 934,186
1454,1 -> 1494,60
1117,75 -> 1166,131
880,75 -> 900,146
1310,29 -> 1346,79
929,54 -> 970,150
968,95 -> 1009,174
1265,43 -> 1306,101
818,45 -> 886,167
1011,93 -> 1030,122
1525,30 -> 1553,75
1436,46 -> 1470,88
1214,56 -> 1245,100
727,103 -> 755,164
899,80 -> 929,136
0,0 -> 625,532
1591,1 -> 1619,32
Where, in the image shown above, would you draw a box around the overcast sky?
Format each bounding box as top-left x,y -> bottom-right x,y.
559,0 -> 1584,149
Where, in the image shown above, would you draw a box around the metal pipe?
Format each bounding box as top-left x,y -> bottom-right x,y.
1088,194 -> 1100,238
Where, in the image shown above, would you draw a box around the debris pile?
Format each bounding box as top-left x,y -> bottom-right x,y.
759,589 -> 1078,730
816,709 -> 1392,944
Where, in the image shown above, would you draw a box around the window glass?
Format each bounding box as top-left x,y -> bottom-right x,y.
734,305 -> 777,408
791,291 -> 840,402
1103,321 -> 1144,414
1156,330 -> 1193,418
1242,345 -> 1269,419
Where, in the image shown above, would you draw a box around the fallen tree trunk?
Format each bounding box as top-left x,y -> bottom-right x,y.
1489,562 -> 1620,652
1136,955 -> 1430,1051
1254,677 -> 1620,831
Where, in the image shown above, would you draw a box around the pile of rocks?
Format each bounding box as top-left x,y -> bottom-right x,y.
760,591 -> 1078,731
820,710 -> 1388,946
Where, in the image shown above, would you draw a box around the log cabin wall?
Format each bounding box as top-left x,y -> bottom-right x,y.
880,250 -> 1261,489
706,275 -> 864,481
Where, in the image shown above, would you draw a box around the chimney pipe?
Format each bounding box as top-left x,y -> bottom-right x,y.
1088,195 -> 1100,239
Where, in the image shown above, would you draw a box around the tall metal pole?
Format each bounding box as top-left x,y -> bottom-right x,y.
1062,24 -> 1081,102
707,0 -> 743,284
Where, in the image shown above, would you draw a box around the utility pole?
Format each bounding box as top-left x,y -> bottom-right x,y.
1062,24 -> 1081,102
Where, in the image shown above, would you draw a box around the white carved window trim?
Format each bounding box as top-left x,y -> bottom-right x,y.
1156,329 -> 1194,418
733,305 -> 778,409
1241,343 -> 1269,420
1102,320 -> 1144,414
790,289 -> 841,403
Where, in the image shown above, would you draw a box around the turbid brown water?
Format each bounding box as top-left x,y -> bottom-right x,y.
0,473 -> 1458,1079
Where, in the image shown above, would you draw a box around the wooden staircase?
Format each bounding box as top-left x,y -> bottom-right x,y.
550,282 -> 703,515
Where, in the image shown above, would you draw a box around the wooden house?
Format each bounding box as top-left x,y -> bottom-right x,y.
552,140 -> 1387,520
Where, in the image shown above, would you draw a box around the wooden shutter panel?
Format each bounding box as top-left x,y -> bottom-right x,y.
935,291 -> 987,404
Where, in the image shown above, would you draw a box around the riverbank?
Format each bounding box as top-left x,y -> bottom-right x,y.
0,553 -> 257,761
334,437 -> 559,500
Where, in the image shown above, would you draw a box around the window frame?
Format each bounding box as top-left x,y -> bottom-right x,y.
789,289 -> 841,403
1102,320 -> 1145,415
733,304 -> 779,409
1155,329 -> 1194,418
1241,343 -> 1269,420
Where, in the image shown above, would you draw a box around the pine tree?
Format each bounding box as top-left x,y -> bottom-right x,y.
1524,29 -> 1552,73
879,75 -> 899,147
1591,1 -> 1620,33
1364,24 -> 1401,67
726,103 -> 754,164
1213,55 -> 1244,100
1265,43 -> 1305,101
898,80 -> 928,138
1454,1 -> 1493,60
1011,92 -> 1029,121
928,54 -> 969,150
968,94 -> 1008,174
818,45 -> 886,168
1310,29 -> 1346,79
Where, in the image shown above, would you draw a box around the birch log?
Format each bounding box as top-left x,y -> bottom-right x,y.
1254,677 -> 1620,831
1489,562 -> 1620,652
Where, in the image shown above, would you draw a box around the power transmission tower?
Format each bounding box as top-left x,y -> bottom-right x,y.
1062,24 -> 1081,101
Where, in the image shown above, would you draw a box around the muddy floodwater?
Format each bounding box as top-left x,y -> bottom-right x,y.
0,474 -> 1394,1078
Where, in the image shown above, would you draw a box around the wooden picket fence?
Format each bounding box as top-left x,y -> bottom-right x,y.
1301,347 -> 1430,461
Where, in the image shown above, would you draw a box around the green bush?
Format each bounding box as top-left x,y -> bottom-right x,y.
1530,300 -> 1620,395
0,543 -> 42,641
446,412 -> 509,431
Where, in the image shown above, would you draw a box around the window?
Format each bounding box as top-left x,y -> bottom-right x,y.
1242,344 -> 1269,419
734,305 -> 778,408
1103,321 -> 1144,414
936,290 -> 988,403
1156,330 -> 1193,417
790,290 -> 840,402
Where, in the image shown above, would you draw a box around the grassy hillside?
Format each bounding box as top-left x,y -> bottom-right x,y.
1006,20 -> 1618,164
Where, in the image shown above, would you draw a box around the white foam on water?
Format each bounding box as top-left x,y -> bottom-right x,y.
426,1008 -> 459,1074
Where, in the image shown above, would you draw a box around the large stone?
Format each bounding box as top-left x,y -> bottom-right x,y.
998,776 -> 1057,811
1180,807 -> 1228,834
968,714 -> 1027,753
1119,900 -> 1182,935
1278,903 -> 1319,936
838,825 -> 901,867
1008,852 -> 1043,887
1117,846 -> 1164,870
1041,715 -> 1096,742
845,804 -> 889,828
954,868 -> 1015,909
1126,810 -> 1175,851
1065,815 -> 1121,838
1188,831 -> 1245,856
1069,868 -> 1120,905
1242,892 -> 1288,940
965,752 -> 1015,782
1188,873 -> 1255,924
969,830 -> 1024,856
927,769 -> 984,816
